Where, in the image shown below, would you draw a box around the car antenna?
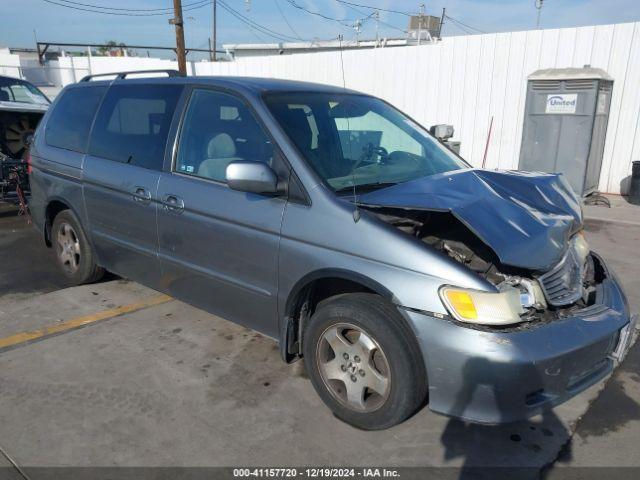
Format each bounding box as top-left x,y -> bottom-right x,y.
338,34 -> 360,223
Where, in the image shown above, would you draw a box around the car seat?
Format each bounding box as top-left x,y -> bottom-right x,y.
198,133 -> 243,182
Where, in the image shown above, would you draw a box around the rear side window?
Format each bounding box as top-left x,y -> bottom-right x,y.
88,84 -> 182,170
45,86 -> 107,153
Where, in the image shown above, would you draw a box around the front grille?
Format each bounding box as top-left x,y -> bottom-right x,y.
538,246 -> 584,307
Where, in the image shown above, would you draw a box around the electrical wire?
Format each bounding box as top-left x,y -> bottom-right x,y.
444,15 -> 486,34
445,20 -> 472,35
41,0 -> 209,12
43,0 -> 329,45
219,0 -> 300,42
333,0 -> 408,34
42,0 -> 213,16
274,0 -> 305,41
284,0 -> 354,28
334,0 -> 412,17
218,0 -> 302,42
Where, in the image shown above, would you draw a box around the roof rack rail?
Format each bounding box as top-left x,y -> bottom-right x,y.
79,69 -> 184,82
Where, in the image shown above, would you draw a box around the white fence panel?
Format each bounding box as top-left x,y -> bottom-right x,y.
457,35 -> 482,163
598,23 -> 636,192
605,23 -> 640,193
469,34 -> 497,167
0,52 -> 21,78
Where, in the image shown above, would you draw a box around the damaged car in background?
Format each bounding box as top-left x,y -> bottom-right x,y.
29,76 -> 635,430
0,75 -> 49,206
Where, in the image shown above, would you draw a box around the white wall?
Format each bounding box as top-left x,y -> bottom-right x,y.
2,21 -> 639,193
0,51 -> 21,78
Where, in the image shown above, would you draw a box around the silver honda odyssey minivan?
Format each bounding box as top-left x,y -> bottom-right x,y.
28,71 -> 634,430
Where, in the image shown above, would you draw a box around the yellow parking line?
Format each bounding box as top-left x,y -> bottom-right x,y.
0,294 -> 172,350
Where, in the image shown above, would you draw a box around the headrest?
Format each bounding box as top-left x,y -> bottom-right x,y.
0,90 -> 10,102
280,109 -> 312,149
207,133 -> 236,158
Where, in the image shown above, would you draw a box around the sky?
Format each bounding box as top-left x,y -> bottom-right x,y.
2,0 -> 640,59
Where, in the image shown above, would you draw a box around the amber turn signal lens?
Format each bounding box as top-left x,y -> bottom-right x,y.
439,286 -> 524,325
443,290 -> 477,320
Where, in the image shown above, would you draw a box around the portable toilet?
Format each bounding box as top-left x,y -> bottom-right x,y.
518,67 -> 613,196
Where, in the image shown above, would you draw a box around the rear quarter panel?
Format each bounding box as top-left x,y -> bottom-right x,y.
29,100 -> 87,237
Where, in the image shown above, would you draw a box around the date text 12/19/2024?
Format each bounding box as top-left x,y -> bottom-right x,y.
233,468 -> 400,478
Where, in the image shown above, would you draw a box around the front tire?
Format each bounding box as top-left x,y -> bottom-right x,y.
303,293 -> 427,430
52,209 -> 104,285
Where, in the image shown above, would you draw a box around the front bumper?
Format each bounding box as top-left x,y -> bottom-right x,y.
403,253 -> 636,424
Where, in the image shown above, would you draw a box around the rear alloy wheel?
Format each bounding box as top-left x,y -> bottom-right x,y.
304,293 -> 427,430
52,210 -> 104,285
56,222 -> 81,275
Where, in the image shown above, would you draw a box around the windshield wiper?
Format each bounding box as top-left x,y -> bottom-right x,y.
334,181 -> 398,194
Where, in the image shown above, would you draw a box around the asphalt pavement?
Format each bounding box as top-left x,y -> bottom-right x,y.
0,198 -> 638,479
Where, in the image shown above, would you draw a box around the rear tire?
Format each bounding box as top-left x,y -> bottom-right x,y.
52,209 -> 104,285
303,293 -> 427,430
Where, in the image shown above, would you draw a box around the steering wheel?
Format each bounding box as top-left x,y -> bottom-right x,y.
373,145 -> 389,164
356,143 -> 388,167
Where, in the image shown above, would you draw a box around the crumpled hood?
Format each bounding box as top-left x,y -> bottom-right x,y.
357,168 -> 582,271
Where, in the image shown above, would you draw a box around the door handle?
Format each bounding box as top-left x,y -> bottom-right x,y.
162,194 -> 185,213
132,186 -> 152,204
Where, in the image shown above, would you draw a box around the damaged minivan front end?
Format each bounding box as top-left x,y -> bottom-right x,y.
264,88 -> 634,426
358,169 -> 635,422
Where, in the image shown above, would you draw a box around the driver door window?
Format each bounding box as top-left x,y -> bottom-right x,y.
175,89 -> 273,183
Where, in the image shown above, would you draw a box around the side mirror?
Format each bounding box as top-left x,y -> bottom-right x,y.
429,124 -> 454,141
226,161 -> 279,194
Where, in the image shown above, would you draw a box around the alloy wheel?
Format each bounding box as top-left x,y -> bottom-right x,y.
56,222 -> 81,274
316,323 -> 391,412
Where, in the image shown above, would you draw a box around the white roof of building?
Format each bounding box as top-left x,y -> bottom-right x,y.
223,38 -> 410,51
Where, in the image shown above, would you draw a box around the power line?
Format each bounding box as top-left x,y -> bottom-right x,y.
218,0 -> 302,42
334,0 -> 408,34
444,14 -> 486,34
219,0 -> 300,42
274,0 -> 304,41
42,0 -> 209,12
41,0 -> 320,45
284,0 -> 355,28
334,1 -> 412,17
42,0 -> 213,16
445,20 -> 472,35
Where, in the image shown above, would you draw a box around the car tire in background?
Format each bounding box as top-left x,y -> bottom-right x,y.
303,293 -> 427,430
51,209 -> 105,285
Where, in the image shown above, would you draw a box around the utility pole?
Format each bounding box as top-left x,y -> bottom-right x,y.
170,0 -> 187,75
417,3 -> 425,45
438,8 -> 446,39
212,0 -> 217,61
353,19 -> 362,44
374,10 -> 380,46
535,0 -> 544,29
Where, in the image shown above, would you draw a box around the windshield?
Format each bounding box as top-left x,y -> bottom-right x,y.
264,92 -> 468,192
0,77 -> 50,105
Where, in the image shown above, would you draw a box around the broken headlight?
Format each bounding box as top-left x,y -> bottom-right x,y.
439,285 -> 525,326
574,230 -> 590,265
